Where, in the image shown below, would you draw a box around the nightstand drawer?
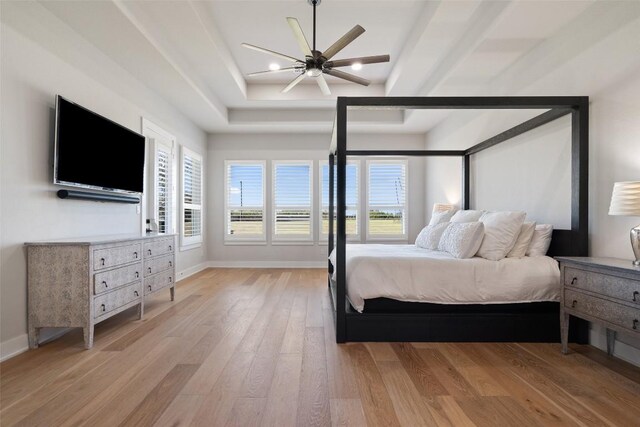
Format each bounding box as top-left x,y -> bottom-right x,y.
564,267 -> 640,305
564,289 -> 639,333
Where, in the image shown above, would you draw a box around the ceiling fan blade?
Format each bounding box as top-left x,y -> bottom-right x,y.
316,74 -> 331,96
286,17 -> 313,57
241,43 -> 302,63
247,66 -> 302,77
324,69 -> 370,86
321,25 -> 365,60
325,54 -> 390,68
282,73 -> 306,93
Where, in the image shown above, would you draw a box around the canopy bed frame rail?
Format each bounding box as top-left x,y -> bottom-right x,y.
328,96 -> 589,343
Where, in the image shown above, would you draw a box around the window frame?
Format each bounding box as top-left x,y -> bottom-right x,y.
224,160 -> 267,244
319,159 -> 360,242
272,160 -> 314,243
180,146 -> 204,249
365,158 -> 409,241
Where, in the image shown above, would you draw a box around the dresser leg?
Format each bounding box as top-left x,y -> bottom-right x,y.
560,312 -> 570,354
83,326 -> 94,350
137,302 -> 144,320
606,329 -> 616,356
170,286 -> 175,302
28,326 -> 40,349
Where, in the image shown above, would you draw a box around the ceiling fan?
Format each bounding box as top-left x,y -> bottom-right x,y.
242,0 -> 390,95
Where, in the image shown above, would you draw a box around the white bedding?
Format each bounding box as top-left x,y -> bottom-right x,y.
329,244 -> 560,313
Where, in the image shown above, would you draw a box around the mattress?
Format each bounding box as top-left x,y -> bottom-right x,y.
329,244 -> 560,313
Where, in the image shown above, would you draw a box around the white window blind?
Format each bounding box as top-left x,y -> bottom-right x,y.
225,161 -> 265,241
155,143 -> 173,234
181,147 -> 203,247
320,160 -> 359,239
367,160 -> 408,239
273,161 -> 313,240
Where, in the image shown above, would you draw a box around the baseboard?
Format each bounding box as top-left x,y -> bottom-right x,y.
590,326 -> 640,367
0,333 -> 29,362
177,262 -> 209,281
207,260 -> 326,269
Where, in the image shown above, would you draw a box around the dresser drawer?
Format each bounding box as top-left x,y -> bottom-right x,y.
144,238 -> 174,258
565,266 -> 640,306
94,263 -> 142,295
94,281 -> 141,319
93,244 -> 142,271
144,270 -> 174,295
144,254 -> 174,277
564,289 -> 639,333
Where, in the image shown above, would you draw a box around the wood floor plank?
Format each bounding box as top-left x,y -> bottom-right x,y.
329,398 -> 367,427
296,327 -> 331,427
118,364 -> 199,426
2,268 -> 639,427
347,343 -> 401,427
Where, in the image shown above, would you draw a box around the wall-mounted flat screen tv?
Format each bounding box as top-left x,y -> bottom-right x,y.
54,96 -> 145,194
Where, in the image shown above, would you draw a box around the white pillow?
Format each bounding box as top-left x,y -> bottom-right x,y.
507,222 -> 536,258
437,222 -> 485,259
428,209 -> 457,226
527,224 -> 554,257
476,211 -> 526,261
415,223 -> 450,250
450,210 -> 484,223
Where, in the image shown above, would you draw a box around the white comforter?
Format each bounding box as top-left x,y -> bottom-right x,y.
329,244 -> 560,312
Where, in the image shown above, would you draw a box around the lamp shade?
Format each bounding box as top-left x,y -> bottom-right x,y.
609,181 -> 640,216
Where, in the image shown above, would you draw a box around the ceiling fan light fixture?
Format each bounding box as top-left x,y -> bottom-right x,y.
351,62 -> 362,71
306,68 -> 322,77
269,63 -> 281,71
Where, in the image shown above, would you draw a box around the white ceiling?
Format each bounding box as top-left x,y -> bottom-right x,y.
4,0 -> 640,135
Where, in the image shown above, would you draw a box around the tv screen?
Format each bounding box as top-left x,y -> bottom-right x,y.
54,96 -> 145,194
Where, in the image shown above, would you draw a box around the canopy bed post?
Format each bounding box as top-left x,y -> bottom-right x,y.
462,155 -> 470,210
572,101 -> 589,256
335,98 -> 348,342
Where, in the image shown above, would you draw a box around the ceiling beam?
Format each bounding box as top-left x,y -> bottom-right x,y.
188,0 -> 246,99
112,0 -> 228,122
385,0 -> 441,95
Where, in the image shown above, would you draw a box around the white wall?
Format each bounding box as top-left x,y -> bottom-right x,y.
0,24 -> 208,359
207,133 -> 426,266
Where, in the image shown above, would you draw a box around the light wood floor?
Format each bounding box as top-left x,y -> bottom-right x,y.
2,268 -> 640,426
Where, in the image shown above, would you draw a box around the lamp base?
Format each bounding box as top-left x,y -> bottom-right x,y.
632,224 -> 640,266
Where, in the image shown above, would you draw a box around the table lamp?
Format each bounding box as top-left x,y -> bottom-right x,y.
608,181 -> 640,266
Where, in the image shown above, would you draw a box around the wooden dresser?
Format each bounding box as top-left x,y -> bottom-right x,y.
557,257 -> 640,355
26,234 -> 176,349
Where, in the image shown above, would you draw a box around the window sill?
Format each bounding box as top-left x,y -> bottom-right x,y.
224,240 -> 267,246
179,243 -> 202,252
271,240 -> 315,246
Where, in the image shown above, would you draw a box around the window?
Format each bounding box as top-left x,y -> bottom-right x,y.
181,147 -> 203,247
320,160 -> 359,240
367,160 -> 408,239
225,161 -> 265,242
273,161 -> 313,241
143,119 -> 176,235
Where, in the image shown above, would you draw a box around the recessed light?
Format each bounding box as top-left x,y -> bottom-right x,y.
351,62 -> 362,71
269,63 -> 281,71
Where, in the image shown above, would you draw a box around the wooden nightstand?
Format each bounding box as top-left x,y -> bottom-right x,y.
557,257 -> 640,355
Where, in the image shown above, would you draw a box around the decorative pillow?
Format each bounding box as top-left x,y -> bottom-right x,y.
507,222 -> 536,258
428,208 -> 457,226
527,224 -> 554,257
450,210 -> 484,223
415,223 -> 450,250
476,211 -> 526,261
437,222 -> 485,259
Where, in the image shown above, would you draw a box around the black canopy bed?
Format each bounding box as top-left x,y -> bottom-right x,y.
327,96 -> 590,343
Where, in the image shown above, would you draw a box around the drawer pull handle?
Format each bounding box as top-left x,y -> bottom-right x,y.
169,261 -> 173,267
148,285 -> 152,291
101,304 -> 106,312
571,300 -> 578,308
148,249 -> 152,256
134,251 -> 138,259
634,319 -> 638,330
169,245 -> 172,251
634,291 -> 639,302
169,276 -> 172,283
135,272 -> 139,279
100,258 -> 105,266
134,290 -> 139,297
102,280 -> 108,288
148,267 -> 152,274
571,277 -> 577,285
